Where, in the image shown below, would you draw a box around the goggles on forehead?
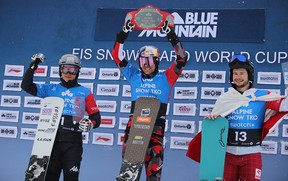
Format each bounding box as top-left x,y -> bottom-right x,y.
139,57 -> 155,67
61,65 -> 79,75
229,54 -> 254,68
230,54 -> 247,63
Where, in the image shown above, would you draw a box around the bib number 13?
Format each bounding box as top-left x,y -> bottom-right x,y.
235,131 -> 247,142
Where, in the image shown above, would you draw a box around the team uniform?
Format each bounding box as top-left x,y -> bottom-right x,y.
112,22 -> 187,180
223,88 -> 288,180
186,54 -> 288,181
22,54 -> 101,181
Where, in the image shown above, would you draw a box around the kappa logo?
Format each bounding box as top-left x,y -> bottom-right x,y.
70,166 -> 79,172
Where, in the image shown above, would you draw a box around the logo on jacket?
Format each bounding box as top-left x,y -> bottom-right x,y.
61,90 -> 73,97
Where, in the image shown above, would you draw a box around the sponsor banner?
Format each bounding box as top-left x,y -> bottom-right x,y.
198,121 -> 203,132
96,84 -> 119,96
22,112 -> 40,124
50,66 -> 59,78
117,132 -> 125,145
20,128 -> 37,140
24,96 -> 42,108
267,126 -> 278,137
80,82 -> 94,93
177,70 -> 199,82
118,117 -> 129,130
171,120 -> 195,134
170,136 -> 192,150
120,101 -> 131,113
281,141 -> 288,155
92,132 -> 114,146
4,64 -> 24,77
202,70 -> 226,83
3,79 -> 22,91
98,68 -> 120,80
82,132 -> 89,144
174,87 -> 197,99
166,103 -> 170,115
122,85 -> 131,97
96,100 -> 117,112
282,124 -> 288,137
201,87 -> 224,100
95,8 -> 265,43
34,65 -> 48,77
261,141 -> 277,154
173,103 -> 196,116
100,116 -> 116,128
165,119 -> 168,132
0,126 -> 17,138
79,67 -> 96,79
284,72 -> 288,86
50,81 -> 60,84
199,104 -> 214,116
0,110 -> 19,122
35,81 -> 46,85
257,72 -> 281,85
1,95 -> 21,107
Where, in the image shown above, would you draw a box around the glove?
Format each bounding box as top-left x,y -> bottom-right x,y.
123,19 -> 134,33
79,118 -> 94,132
161,20 -> 173,34
30,53 -> 45,70
116,19 -> 135,43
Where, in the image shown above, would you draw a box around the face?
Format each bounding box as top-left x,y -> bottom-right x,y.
232,68 -> 250,91
60,65 -> 79,82
139,57 -> 157,75
141,63 -> 156,75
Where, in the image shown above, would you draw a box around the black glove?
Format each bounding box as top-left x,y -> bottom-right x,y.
123,19 -> 134,33
29,53 -> 45,70
116,19 -> 135,43
161,20 -> 173,34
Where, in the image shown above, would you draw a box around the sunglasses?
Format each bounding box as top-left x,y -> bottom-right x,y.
139,57 -> 155,67
61,65 -> 79,75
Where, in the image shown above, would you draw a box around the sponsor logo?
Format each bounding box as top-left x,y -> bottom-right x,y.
70,166 -> 79,172
37,138 -> 52,142
141,108 -> 151,116
96,136 -> 110,141
42,108 -> 52,115
61,90 -> 73,97
255,168 -> 261,179
136,116 -> 151,123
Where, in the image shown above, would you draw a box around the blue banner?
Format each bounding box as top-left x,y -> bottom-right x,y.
94,8 -> 265,43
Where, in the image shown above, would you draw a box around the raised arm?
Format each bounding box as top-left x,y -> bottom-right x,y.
162,21 -> 188,75
21,53 -> 45,96
111,20 -> 135,70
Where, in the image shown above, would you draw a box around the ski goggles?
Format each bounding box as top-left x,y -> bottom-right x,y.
230,54 -> 247,63
61,65 -> 79,75
139,57 -> 155,67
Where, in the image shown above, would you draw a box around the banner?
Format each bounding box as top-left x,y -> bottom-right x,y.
94,8 -> 265,43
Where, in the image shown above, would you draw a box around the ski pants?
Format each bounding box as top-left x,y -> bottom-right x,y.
224,152 -> 262,181
45,141 -> 83,181
122,116 -> 164,181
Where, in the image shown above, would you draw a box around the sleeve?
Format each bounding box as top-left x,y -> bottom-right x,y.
166,30 -> 188,75
21,66 -> 37,96
85,93 -> 101,128
111,30 -> 129,69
